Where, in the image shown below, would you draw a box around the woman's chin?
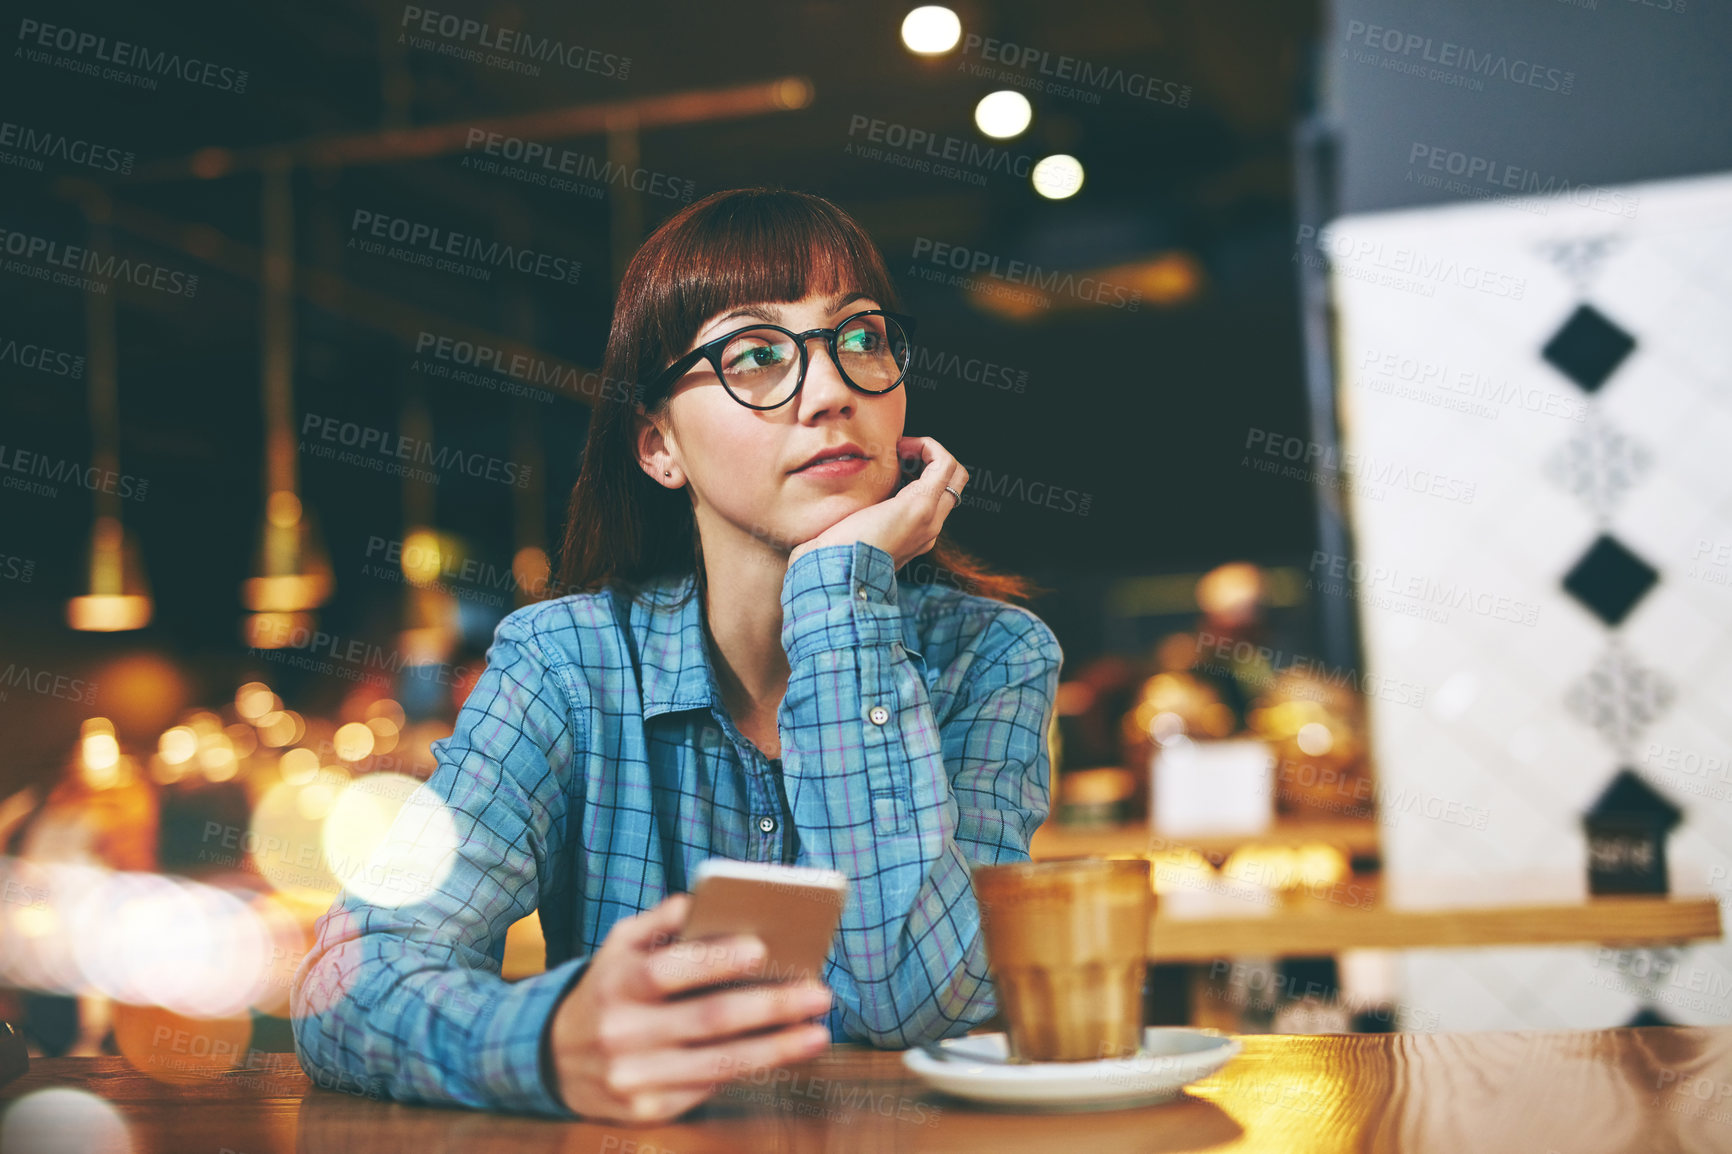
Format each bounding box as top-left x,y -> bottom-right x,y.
806,495 -> 872,521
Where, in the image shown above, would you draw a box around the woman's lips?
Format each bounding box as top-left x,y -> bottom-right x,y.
793,455 -> 870,477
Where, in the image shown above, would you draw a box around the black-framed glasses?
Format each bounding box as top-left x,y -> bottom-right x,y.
642,309 -> 918,411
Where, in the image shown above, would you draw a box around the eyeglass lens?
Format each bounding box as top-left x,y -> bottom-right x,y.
716,314 -> 910,407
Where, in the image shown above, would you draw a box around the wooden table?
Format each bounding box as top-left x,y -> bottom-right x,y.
7,1028 -> 1732,1152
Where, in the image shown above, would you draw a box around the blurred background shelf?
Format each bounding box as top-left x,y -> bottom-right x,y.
1031,817 -> 1381,863
1145,895 -> 1724,962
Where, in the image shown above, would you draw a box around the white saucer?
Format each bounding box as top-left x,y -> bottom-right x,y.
902,1027 -> 1242,1112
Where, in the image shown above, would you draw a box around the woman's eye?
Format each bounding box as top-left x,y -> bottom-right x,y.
726,343 -> 787,372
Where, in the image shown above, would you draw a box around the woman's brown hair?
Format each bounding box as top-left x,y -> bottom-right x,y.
555,186 -> 1043,608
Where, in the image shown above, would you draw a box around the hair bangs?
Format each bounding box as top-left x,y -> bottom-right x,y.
640,192 -> 901,388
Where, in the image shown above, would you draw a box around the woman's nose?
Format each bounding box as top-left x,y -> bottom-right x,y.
796,335 -> 855,415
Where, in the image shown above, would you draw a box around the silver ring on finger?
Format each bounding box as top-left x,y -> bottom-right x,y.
943,485 -> 962,506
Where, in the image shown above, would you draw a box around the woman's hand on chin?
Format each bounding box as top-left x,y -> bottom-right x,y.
787,436 -> 969,572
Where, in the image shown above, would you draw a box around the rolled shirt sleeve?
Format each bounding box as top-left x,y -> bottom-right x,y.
289,614 -> 589,1117
778,542 -> 1063,1047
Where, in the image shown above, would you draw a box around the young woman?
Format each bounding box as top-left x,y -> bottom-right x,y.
291,187 -> 1064,1122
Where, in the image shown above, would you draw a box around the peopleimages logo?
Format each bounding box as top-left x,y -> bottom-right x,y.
1341,20 -> 1574,94
462,130 -> 695,202
903,341 -> 1029,395
1244,427 -> 1477,505
0,335 -> 84,379
15,18 -> 250,93
1407,144 -> 1638,219
0,119 -> 134,175
1296,225 -> 1526,301
959,34 -> 1192,108
398,6 -> 630,79
411,330 -> 640,407
967,463 -> 1093,517
0,663 -> 97,704
0,443 -> 149,501
1355,345 -> 1586,424
0,224 -> 199,297
348,209 -> 581,285
847,114 -> 1033,183
299,413 -> 532,488
909,236 -> 1142,311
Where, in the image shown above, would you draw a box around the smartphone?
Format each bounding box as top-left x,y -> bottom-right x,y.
680,859 -> 849,987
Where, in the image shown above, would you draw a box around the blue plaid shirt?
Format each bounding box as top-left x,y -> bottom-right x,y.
290,541 -> 1062,1116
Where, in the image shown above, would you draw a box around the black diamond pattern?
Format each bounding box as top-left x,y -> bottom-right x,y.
1543,304 -> 1636,393
1562,535 -> 1658,627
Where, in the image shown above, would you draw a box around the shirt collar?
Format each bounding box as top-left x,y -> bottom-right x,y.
631,570 -> 719,720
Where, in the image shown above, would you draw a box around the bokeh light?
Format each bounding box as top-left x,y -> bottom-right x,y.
332,722 -> 375,763
157,726 -> 198,766
278,747 -> 320,786
1032,153 -> 1085,199
400,528 -> 444,587
197,731 -> 237,782
0,859 -> 79,995
321,774 -> 458,908
69,872 -> 270,1018
91,654 -> 189,736
901,6 -> 961,54
512,545 -> 550,597
365,716 -> 399,754
265,489 -> 302,528
112,1003 -> 252,1086
256,710 -> 302,748
0,1087 -> 133,1154
364,698 -> 406,728
974,90 -> 1032,138
248,779 -> 339,896
80,719 -> 119,771
1296,721 -> 1334,757
248,892 -> 311,1017
235,681 -> 278,720
297,776 -> 343,823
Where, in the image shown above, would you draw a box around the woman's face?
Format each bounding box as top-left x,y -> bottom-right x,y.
638,288 -> 908,557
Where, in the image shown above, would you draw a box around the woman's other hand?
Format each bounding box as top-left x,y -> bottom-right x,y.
788,435 -> 968,571
546,894 -> 833,1123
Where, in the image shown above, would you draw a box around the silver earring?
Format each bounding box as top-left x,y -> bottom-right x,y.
664,470 -> 671,477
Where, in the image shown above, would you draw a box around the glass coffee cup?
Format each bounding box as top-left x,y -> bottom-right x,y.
972,857 -> 1152,1062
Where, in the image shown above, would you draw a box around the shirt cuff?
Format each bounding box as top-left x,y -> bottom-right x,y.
475,954 -> 590,1117
782,542 -> 902,663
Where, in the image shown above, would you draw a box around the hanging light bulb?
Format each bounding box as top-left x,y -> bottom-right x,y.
67,515 -> 154,631
241,164 -> 332,648
240,492 -> 334,612
68,196 -> 152,632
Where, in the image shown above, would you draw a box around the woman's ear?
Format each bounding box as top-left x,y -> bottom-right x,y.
634,411 -> 679,486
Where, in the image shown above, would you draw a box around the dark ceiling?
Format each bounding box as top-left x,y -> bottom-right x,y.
1,0 -> 1323,771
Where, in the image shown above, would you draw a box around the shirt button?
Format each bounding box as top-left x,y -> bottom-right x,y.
857,587 -> 870,600
868,704 -> 890,726
758,815 -> 777,834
